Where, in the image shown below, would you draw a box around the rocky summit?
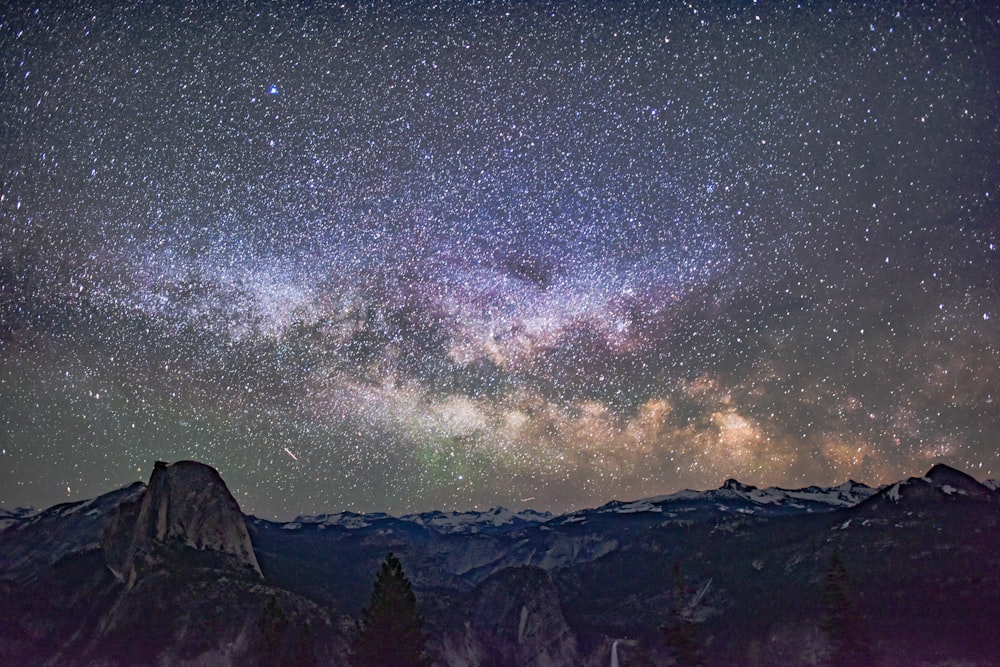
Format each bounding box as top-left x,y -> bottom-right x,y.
104,459 -> 262,585
0,460 -> 998,666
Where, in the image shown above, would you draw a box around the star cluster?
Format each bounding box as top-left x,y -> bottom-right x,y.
1,1 -> 997,518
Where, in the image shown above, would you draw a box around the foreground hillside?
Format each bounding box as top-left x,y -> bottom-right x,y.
0,460 -> 997,666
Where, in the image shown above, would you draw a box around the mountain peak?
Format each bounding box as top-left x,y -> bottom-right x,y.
924,463 -> 988,493
104,460 -> 261,585
721,478 -> 756,492
926,462 -> 971,480
872,463 -> 992,505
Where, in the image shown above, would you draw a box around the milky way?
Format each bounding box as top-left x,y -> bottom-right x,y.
1,1 -> 997,518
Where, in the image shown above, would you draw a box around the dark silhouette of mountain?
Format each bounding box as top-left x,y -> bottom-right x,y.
1,460 -> 997,666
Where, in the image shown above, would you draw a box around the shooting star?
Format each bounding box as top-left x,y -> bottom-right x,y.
283,447 -> 299,461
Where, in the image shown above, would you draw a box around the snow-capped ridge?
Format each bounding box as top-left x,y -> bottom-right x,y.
287,510 -> 391,530
608,500 -> 663,515
284,506 -> 554,535
868,464 -> 994,505
402,507 -> 553,534
593,477 -> 877,516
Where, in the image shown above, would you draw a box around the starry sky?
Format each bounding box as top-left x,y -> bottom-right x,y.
1,1 -> 997,519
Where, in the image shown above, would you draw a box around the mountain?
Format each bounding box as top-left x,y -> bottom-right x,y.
0,481 -> 145,580
0,506 -> 36,531
282,505 -> 554,536
554,477 -> 879,527
868,462 -> 996,504
0,460 -> 347,666
1,460 -> 997,666
104,459 -> 262,585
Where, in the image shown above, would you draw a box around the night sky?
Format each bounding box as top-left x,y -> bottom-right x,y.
2,1 -> 997,519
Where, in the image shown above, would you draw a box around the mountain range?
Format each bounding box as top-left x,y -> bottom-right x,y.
0,460 -> 997,666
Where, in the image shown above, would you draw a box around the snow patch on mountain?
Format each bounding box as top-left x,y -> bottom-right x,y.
595,478 -> 877,516
285,507 -> 553,535
402,507 -> 553,534
872,465 -> 994,505
0,483 -> 146,580
286,511 -> 391,530
611,501 -> 663,514
278,476 -> 876,535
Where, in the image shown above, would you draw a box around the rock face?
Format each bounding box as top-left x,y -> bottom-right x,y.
0,482 -> 145,581
104,460 -> 261,584
0,460 -> 350,667
439,566 -> 579,666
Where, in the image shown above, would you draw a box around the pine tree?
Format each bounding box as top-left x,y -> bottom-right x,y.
353,552 -> 429,667
257,595 -> 316,666
821,551 -> 874,667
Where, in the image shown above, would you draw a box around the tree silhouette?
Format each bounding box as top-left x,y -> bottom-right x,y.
822,551 -> 874,666
353,553 -> 429,667
257,595 -> 316,666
